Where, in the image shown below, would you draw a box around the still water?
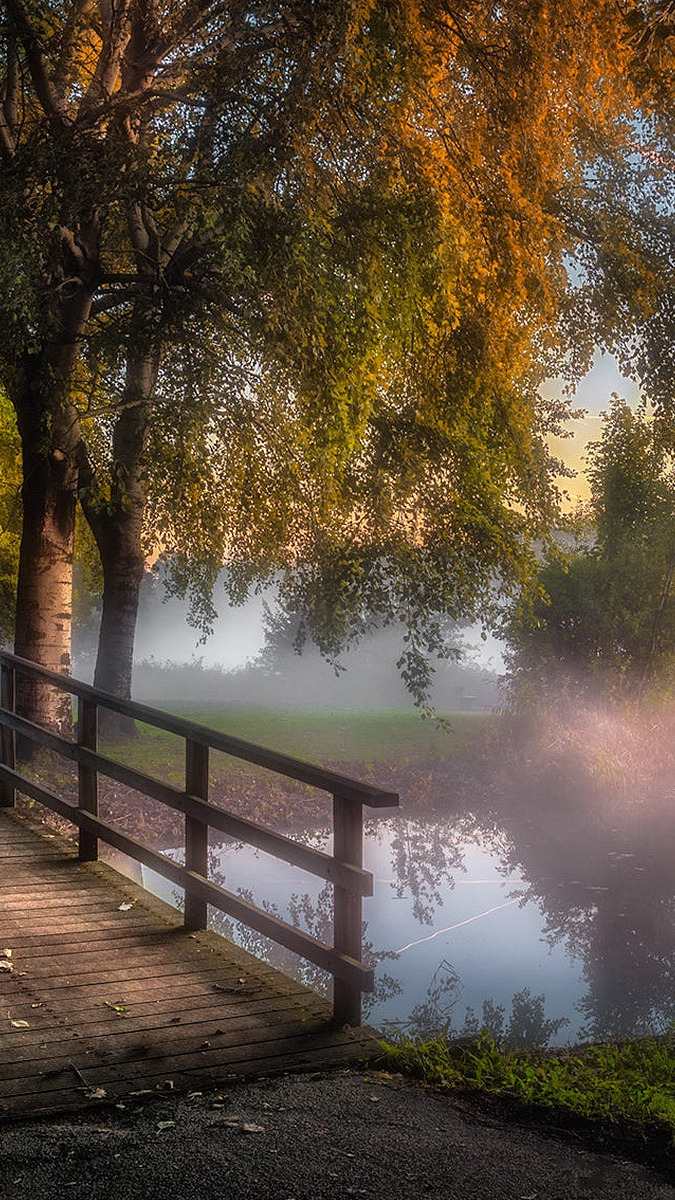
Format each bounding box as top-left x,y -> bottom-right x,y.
141,806 -> 667,1048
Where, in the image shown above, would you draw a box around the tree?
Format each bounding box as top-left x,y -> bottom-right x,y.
0,390 -> 21,645
503,398 -> 675,701
0,1 -> 663,726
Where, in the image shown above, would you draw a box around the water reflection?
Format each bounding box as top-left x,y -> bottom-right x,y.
481,783 -> 675,1043
179,816 -> 580,1040
144,767 -> 675,1047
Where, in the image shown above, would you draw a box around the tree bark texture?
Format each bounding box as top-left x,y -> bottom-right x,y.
11,253 -> 97,733
82,342 -> 160,733
13,402 -> 79,734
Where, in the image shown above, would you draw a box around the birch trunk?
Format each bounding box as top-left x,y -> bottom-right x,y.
11,253 -> 97,733
13,401 -> 79,733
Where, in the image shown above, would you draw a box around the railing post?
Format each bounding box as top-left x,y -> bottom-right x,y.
333,792 -> 364,1026
1,662 -> 16,808
78,698 -> 99,861
184,738 -> 209,931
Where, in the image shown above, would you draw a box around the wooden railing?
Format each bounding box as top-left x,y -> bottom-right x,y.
0,651 -> 398,1025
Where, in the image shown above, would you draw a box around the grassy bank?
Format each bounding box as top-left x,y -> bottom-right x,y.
115,706 -> 487,771
379,1031 -> 675,1167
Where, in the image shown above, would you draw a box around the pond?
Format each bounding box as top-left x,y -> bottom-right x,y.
142,798 -> 674,1048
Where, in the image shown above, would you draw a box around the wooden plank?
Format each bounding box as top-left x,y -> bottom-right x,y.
0,1012 -> 333,1078
1,1040 -> 372,1118
0,993 -> 328,1048
0,1026 -> 372,1100
0,808 -> 378,1119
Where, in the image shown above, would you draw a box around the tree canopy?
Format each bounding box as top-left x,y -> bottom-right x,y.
1,1 -> 673,720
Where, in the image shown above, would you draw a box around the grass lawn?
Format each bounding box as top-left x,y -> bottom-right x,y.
109,706 -> 488,782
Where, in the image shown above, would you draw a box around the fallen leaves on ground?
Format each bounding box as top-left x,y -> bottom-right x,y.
104,1000 -> 131,1014
215,1118 -> 265,1133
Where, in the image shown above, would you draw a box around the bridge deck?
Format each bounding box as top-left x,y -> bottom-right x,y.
0,810 -> 377,1119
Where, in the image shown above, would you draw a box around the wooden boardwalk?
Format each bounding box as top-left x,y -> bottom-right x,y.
0,810 -> 378,1119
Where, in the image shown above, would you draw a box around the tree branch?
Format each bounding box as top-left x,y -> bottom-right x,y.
3,34 -> 19,135
77,0 -> 133,121
3,0 -> 68,124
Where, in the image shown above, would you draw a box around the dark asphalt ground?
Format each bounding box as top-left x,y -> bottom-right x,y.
0,1070 -> 673,1200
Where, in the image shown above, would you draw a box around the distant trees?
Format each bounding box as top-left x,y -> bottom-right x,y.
503,399 -> 675,702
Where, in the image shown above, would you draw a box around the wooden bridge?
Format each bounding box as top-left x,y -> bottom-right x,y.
0,652 -> 398,1118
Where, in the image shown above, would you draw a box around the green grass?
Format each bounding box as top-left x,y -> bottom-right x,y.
108,707 -> 487,779
379,1031 -> 675,1158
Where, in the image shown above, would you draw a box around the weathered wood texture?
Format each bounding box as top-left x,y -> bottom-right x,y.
0,810 -> 378,1120
0,650 -> 399,1025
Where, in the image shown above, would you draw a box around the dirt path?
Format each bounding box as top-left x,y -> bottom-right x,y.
1,1070 -> 673,1200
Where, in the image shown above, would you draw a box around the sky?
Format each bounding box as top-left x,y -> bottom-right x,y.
543,353 -> 641,504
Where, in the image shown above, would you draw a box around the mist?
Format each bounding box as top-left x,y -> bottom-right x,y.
115,571 -> 501,712
72,567 -> 675,1049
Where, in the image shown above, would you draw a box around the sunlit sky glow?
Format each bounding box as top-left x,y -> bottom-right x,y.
544,353 -> 641,504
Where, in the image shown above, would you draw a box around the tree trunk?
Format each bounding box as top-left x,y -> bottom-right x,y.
95,532 -> 146,701
82,342 -> 160,736
10,220 -> 99,734
93,513 -> 146,739
13,401 -> 79,734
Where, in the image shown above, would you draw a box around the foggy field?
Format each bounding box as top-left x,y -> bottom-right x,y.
120,705 -> 487,766
93,707 -> 487,844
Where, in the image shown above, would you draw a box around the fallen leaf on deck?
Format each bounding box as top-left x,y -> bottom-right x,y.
0,961 -> 14,972
86,1087 -> 107,1100
118,900 -> 137,911
104,1000 -> 130,1014
157,1121 -> 175,1131
1,949 -> 11,958
10,1019 -> 29,1028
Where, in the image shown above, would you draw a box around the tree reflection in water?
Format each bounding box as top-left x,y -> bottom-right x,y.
189,703 -> 675,1046
385,957 -> 568,1048
470,704 -> 675,1043
208,879 -> 402,1019
367,814 -> 472,925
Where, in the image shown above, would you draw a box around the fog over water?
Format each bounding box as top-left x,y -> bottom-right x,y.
129,677 -> 675,1047
91,498 -> 674,1048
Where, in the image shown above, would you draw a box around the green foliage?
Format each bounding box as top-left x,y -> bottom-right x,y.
0,391 -> 21,644
379,1030 -> 675,1151
3,2 -> 674,703
503,398 -> 675,701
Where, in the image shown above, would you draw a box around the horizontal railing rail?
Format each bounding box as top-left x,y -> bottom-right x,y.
0,651 -> 399,1024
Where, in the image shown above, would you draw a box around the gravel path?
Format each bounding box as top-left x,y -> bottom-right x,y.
1,1071 -> 673,1200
